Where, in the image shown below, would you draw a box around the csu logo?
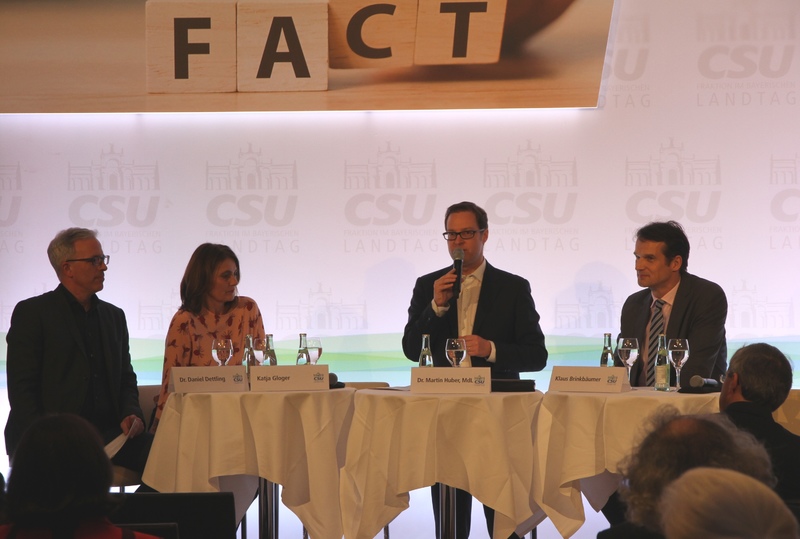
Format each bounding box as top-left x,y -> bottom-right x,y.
207,194 -> 297,227
344,193 -> 436,226
626,191 -> 721,224
603,47 -> 649,82
771,189 -> 800,222
698,45 -> 794,79
486,192 -> 577,225
69,195 -> 159,227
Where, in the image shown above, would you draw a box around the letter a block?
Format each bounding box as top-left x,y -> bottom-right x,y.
237,0 -> 329,91
414,0 -> 507,65
328,0 -> 418,68
146,0 -> 237,93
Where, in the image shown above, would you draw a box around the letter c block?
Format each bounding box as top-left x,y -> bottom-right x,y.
146,0 -> 237,93
329,0 -> 418,68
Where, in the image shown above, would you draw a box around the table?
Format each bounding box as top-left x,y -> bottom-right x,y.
340,388 -> 545,539
533,389 -> 721,538
142,388 -> 356,539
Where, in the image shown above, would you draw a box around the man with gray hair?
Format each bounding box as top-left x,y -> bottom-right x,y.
5,227 -> 152,479
720,342 -> 800,501
598,407 -> 776,538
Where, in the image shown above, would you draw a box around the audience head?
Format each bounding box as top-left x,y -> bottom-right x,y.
720,342 -> 794,412
661,467 -> 799,539
180,243 -> 240,315
635,220 -> 689,274
47,228 -> 100,277
619,407 -> 775,530
5,414 -> 114,528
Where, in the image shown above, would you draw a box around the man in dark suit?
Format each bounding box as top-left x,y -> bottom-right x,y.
604,220 -> 728,526
720,343 -> 800,503
617,220 -> 727,388
402,201 -> 548,538
5,227 -> 152,476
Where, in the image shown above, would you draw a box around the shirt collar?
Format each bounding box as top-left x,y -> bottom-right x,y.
467,258 -> 487,283
652,278 -> 680,307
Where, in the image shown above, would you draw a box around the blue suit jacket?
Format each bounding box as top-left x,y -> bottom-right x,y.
618,272 -> 727,387
402,262 -> 547,379
5,285 -> 142,456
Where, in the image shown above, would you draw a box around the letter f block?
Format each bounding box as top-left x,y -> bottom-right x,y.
146,0 -> 237,93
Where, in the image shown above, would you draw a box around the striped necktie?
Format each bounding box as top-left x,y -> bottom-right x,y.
646,299 -> 666,387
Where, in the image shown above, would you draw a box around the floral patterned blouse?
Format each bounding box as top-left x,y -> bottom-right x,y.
153,296 -> 264,427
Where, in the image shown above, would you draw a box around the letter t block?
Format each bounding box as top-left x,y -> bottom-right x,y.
146,0 -> 237,93
414,0 -> 507,65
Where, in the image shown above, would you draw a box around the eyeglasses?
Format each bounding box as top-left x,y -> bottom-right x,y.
720,373 -> 731,383
66,255 -> 110,267
442,229 -> 484,241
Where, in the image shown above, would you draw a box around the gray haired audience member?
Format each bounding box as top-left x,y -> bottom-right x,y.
598,407 -> 776,539
660,467 -> 799,539
720,342 -> 800,501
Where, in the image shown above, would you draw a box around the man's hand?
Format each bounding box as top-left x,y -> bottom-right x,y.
433,269 -> 458,307
120,414 -> 144,438
462,335 -> 491,358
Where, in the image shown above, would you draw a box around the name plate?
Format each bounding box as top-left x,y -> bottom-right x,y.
249,365 -> 330,392
411,367 -> 491,394
549,366 -> 631,393
171,366 -> 248,393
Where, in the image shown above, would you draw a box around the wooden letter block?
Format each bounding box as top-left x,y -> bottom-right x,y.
146,0 -> 237,93
413,0 -> 506,65
237,0 -> 329,91
329,0 -> 418,68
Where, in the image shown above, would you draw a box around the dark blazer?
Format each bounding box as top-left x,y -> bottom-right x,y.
618,272 -> 727,387
402,262 -> 547,379
5,285 -> 142,456
724,401 -> 800,500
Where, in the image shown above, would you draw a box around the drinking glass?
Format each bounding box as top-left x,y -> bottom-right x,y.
307,337 -> 323,365
252,337 -> 268,365
668,338 -> 690,390
211,338 -> 233,366
617,337 -> 639,381
445,338 -> 467,367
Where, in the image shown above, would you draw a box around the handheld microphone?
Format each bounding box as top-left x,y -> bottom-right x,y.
689,375 -> 720,389
452,248 -> 464,300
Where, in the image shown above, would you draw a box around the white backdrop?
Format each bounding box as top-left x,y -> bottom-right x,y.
1,0 -> 799,361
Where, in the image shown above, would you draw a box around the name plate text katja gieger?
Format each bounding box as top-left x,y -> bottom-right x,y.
249,364 -> 330,391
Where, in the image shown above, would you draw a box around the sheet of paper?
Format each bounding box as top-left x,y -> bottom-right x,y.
104,432 -> 129,459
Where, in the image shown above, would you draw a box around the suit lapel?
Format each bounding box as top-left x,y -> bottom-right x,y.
667,275 -> 692,338
471,263 -> 495,335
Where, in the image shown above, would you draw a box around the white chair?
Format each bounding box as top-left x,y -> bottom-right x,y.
112,384 -> 160,491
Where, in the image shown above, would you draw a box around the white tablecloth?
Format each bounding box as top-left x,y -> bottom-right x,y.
533,389 -> 720,537
142,388 -> 356,539
340,389 -> 545,539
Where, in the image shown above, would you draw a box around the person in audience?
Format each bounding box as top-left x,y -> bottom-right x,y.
402,201 -> 548,539
720,342 -> 800,501
660,467 -> 799,539
617,220 -> 728,388
0,413 -> 160,539
4,228 -> 152,477
152,243 -> 264,431
597,407 -> 776,539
